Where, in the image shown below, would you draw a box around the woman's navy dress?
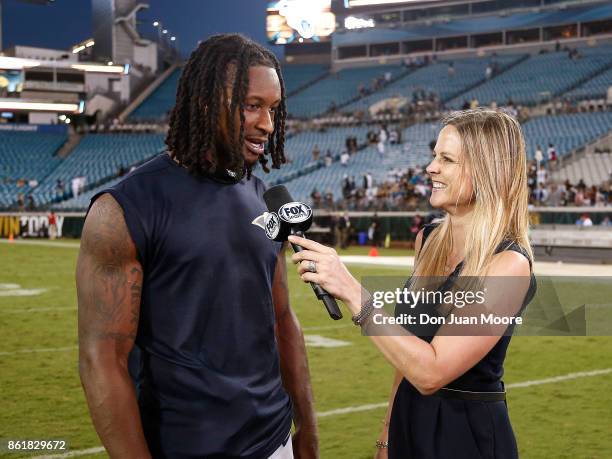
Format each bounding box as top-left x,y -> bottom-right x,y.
389,223 -> 537,459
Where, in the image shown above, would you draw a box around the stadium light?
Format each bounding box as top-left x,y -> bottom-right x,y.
162,29 -> 168,34
170,36 -> 176,41
70,64 -> 126,74
345,16 -> 375,29
153,21 -> 160,26
72,45 -> 86,54
0,56 -> 40,70
85,40 -> 94,48
0,100 -> 80,113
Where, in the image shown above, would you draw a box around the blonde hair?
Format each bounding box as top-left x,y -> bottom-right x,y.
415,108 -> 533,278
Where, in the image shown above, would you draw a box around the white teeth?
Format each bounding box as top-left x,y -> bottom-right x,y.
246,141 -> 264,152
432,182 -> 447,189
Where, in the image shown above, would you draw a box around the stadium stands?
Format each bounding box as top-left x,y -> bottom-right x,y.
32,134 -> 165,206
566,66 -> 612,101
128,68 -> 182,121
522,111 -> 612,160
279,122 -> 439,202
263,126 -> 372,184
553,153 -> 612,187
447,45 -> 612,107
343,54 -> 524,114
276,111 -> 612,204
0,131 -> 66,208
287,65 -> 406,118
282,64 -> 329,95
52,176 -> 123,211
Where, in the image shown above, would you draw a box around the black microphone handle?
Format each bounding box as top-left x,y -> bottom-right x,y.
290,231 -> 343,321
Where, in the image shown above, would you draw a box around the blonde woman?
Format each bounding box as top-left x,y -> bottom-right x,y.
290,109 -> 536,459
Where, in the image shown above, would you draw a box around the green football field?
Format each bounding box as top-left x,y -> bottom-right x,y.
1,240 -> 611,459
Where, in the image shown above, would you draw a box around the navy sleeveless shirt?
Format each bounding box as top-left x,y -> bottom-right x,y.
90,153 -> 292,458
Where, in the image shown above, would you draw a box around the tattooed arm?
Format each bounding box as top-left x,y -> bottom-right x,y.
76,193 -> 151,458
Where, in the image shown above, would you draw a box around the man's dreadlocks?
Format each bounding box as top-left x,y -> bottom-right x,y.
165,33 -> 287,180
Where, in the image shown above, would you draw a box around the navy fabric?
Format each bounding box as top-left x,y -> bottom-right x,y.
90,153 -> 292,459
389,222 -> 537,459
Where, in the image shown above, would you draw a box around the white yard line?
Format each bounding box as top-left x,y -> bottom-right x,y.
3,307 -> 76,314
32,447 -> 106,459
302,324 -> 351,331
0,346 -> 77,356
0,239 -> 80,249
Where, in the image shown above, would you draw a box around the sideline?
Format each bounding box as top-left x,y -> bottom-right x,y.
339,255 -> 612,276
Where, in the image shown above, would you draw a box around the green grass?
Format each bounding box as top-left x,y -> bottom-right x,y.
0,242 -> 611,458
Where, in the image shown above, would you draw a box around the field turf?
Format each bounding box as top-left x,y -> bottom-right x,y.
0,240 -> 611,458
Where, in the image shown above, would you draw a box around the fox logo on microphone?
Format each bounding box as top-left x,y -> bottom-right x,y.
278,202 -> 312,224
264,212 -> 281,240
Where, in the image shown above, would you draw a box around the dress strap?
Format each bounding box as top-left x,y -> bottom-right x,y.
495,240 -> 533,270
421,222 -> 440,245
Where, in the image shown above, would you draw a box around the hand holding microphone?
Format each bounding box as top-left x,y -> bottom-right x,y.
261,185 -> 345,320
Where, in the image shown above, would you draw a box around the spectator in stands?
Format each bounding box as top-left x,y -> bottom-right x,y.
342,175 -> 351,200
363,172 -> 373,190
340,149 -> 350,166
312,144 -> 320,161
310,187 -> 322,207
17,193 -> 25,211
547,143 -> 558,167
26,195 -> 35,211
389,129 -> 399,145
76,34 -> 316,459
324,149 -> 333,167
601,216 -> 611,226
534,145 -> 544,165
576,213 -> 593,226
323,191 -> 335,210
485,64 -> 493,80
447,62 -> 455,78
289,109 -> 536,459
55,179 -> 65,196
28,178 -> 38,188
545,183 -> 565,207
536,164 -> 547,188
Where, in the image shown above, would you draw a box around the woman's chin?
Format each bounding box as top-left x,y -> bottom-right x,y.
429,195 -> 444,209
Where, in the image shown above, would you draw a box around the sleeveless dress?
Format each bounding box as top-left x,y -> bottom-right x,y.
388,223 -> 537,459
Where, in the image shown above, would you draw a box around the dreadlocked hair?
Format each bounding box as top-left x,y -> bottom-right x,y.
165,33 -> 287,181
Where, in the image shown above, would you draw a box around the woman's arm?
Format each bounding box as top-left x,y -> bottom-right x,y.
289,235 -> 531,395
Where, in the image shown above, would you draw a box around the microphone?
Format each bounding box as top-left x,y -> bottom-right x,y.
262,185 -> 342,321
